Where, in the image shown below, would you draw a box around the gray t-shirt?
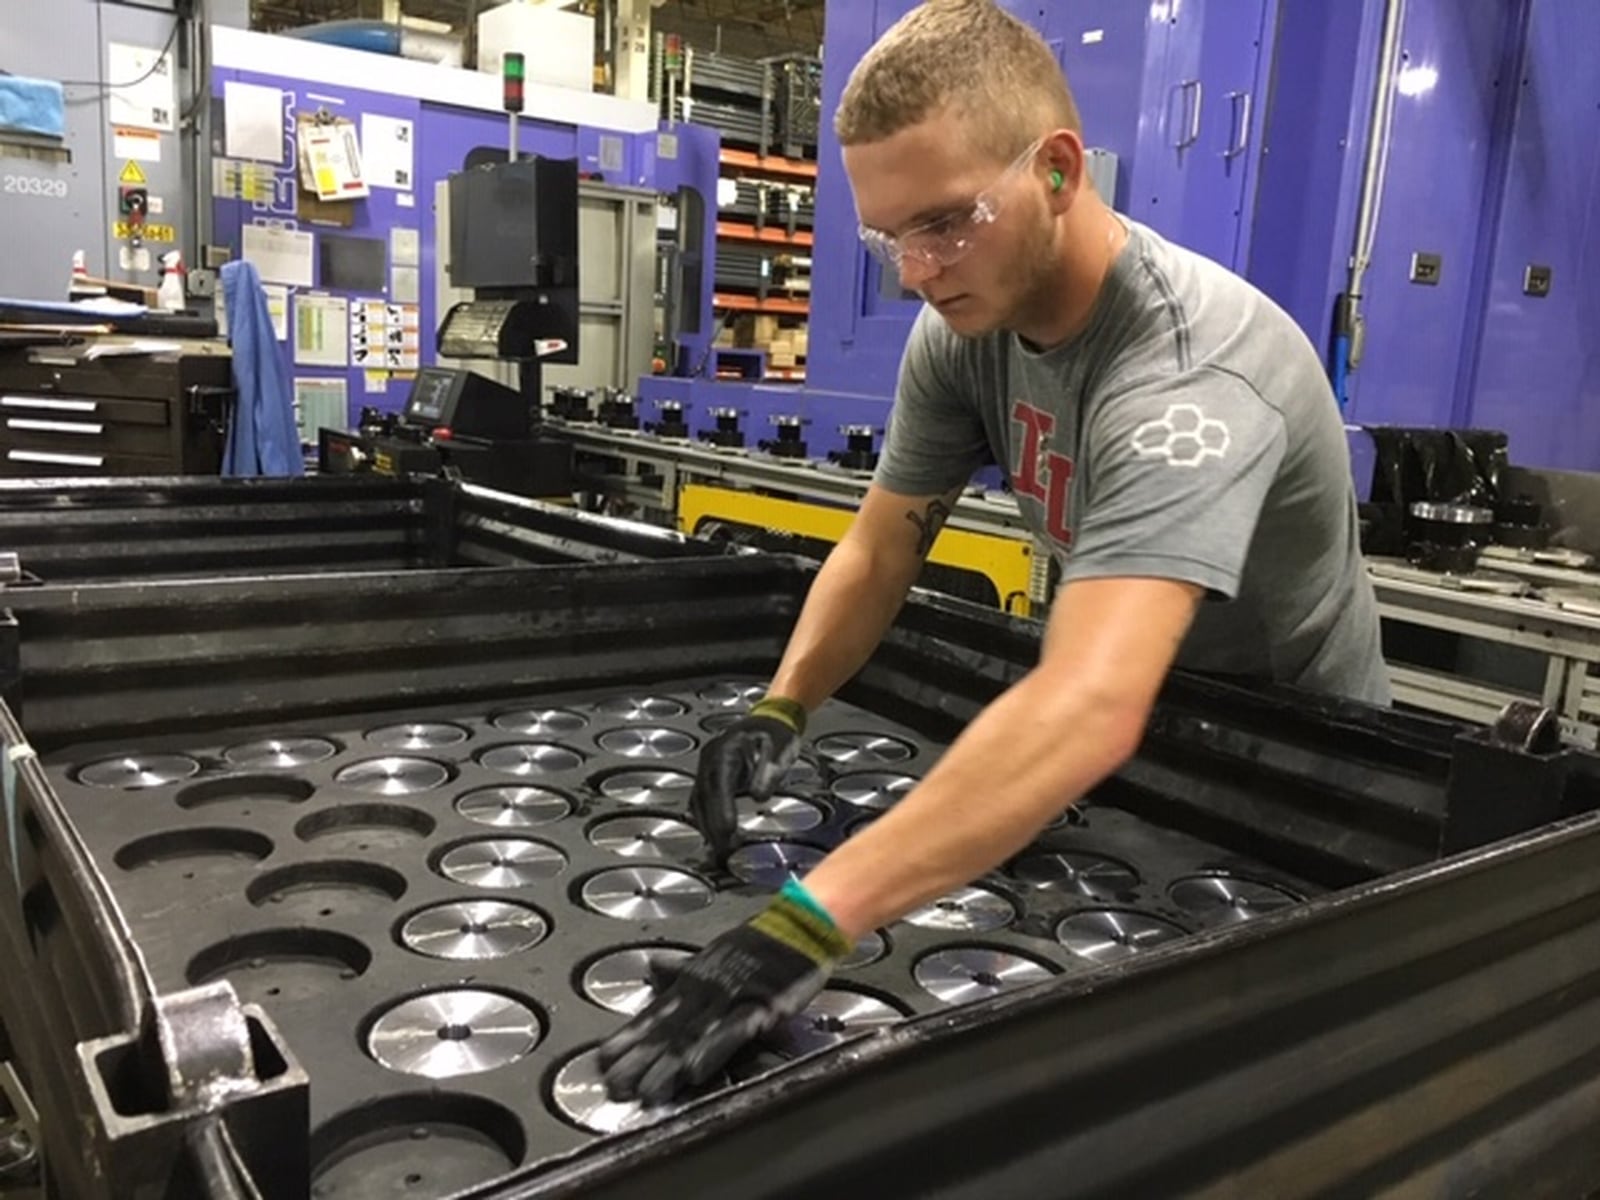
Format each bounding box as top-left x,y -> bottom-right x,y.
875,217 -> 1390,705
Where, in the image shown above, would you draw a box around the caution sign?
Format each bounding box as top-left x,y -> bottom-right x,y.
113,221 -> 176,243
118,160 -> 147,185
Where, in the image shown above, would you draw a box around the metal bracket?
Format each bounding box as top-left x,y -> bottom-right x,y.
77,984 -> 309,1199
1440,701 -> 1572,855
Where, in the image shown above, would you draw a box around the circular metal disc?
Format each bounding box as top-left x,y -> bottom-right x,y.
903,885 -> 1015,932
366,722 -> 470,751
598,769 -> 694,807
78,754 -> 200,790
726,841 -> 826,889
597,727 -> 697,760
581,867 -> 714,919
334,756 -> 449,796
1011,852 -> 1141,900
366,990 -> 541,1078
914,947 -> 1053,1005
551,1048 -> 686,1133
478,743 -> 583,776
595,695 -> 688,721
437,838 -> 567,888
701,712 -> 742,734
224,737 -> 337,770
838,929 -> 888,971
491,708 -> 588,736
697,681 -> 767,709
1169,874 -> 1301,925
580,946 -> 695,1015
455,785 -> 572,829
830,771 -> 917,811
768,989 -> 904,1057
589,815 -> 705,860
814,733 -> 915,767
737,794 -> 825,836
1056,909 -> 1189,963
400,900 -> 549,960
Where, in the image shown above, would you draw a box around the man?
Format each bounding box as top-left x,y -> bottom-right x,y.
599,0 -> 1388,1104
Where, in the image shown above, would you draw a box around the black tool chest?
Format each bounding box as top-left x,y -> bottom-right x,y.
0,348 -> 232,477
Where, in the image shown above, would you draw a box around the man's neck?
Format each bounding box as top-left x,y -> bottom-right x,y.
1012,200 -> 1126,351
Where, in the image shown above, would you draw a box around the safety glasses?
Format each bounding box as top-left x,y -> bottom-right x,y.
858,137 -> 1046,270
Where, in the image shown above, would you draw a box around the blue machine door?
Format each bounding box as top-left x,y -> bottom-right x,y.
1154,0 -> 1271,270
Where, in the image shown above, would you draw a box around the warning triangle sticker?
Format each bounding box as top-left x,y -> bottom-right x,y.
118,160 -> 147,185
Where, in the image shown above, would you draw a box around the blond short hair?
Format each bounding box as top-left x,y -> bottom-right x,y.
835,0 -> 1082,158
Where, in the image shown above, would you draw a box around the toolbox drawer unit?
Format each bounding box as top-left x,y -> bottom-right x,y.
0,351 -> 232,477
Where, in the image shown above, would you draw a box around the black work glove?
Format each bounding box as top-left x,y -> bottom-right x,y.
692,695 -> 806,859
598,879 -> 850,1106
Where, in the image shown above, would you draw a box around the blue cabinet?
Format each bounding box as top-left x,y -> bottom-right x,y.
1126,0 -> 1273,271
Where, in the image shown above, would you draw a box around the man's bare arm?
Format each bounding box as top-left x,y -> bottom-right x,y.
767,482 -> 965,711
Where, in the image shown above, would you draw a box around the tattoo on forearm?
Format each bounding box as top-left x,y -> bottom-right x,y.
905,498 -> 952,557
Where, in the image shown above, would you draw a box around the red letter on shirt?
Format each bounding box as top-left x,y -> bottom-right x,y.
1011,401 -> 1055,502
1044,451 -> 1074,545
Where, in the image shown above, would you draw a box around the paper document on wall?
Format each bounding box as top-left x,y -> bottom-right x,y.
107,42 -> 175,132
295,293 -> 349,367
362,114 -> 414,191
224,82 -> 286,164
241,224 -> 314,288
293,377 -> 348,443
298,120 -> 369,200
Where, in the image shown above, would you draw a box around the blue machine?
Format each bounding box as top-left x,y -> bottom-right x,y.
208,27 -> 720,432
640,0 -> 1600,472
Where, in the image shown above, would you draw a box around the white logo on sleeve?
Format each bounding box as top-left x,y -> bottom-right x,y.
1130,403 -> 1231,467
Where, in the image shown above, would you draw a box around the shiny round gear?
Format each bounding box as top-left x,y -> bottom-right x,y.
913,947 -> 1053,1005
579,946 -> 696,1015
596,726 -> 697,760
813,733 -> 915,766
1168,874 -> 1301,925
588,815 -> 706,860
399,900 -> 549,960
436,838 -> 567,888
1010,851 -> 1140,900
366,990 -> 541,1078
767,989 -> 905,1057
333,756 -> 450,796
581,866 -> 715,920
223,737 -> 337,770
829,771 -> 917,811
1055,908 -> 1189,963
477,743 -> 584,776
490,708 -> 588,736
77,754 -> 200,790
736,794 -> 826,836
595,695 -> 689,721
365,722 -> 470,751
597,769 -> 694,807
454,784 -> 572,828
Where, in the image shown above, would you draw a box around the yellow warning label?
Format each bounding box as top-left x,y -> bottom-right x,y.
374,452 -> 396,477
118,160 -> 147,185
113,221 -> 176,243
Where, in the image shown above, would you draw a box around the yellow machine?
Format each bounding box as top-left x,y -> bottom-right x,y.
677,483 -> 1039,618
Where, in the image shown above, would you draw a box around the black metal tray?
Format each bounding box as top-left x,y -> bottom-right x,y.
2,553 -> 1598,1199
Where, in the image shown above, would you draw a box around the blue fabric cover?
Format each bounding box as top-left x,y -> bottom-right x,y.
220,260 -> 304,477
0,76 -> 66,138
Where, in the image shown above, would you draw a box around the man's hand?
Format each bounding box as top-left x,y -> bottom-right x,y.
691,696 -> 806,859
598,880 -> 851,1105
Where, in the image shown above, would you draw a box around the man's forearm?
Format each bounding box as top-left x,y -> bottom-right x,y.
800,666 -> 1147,939
767,534 -> 920,711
